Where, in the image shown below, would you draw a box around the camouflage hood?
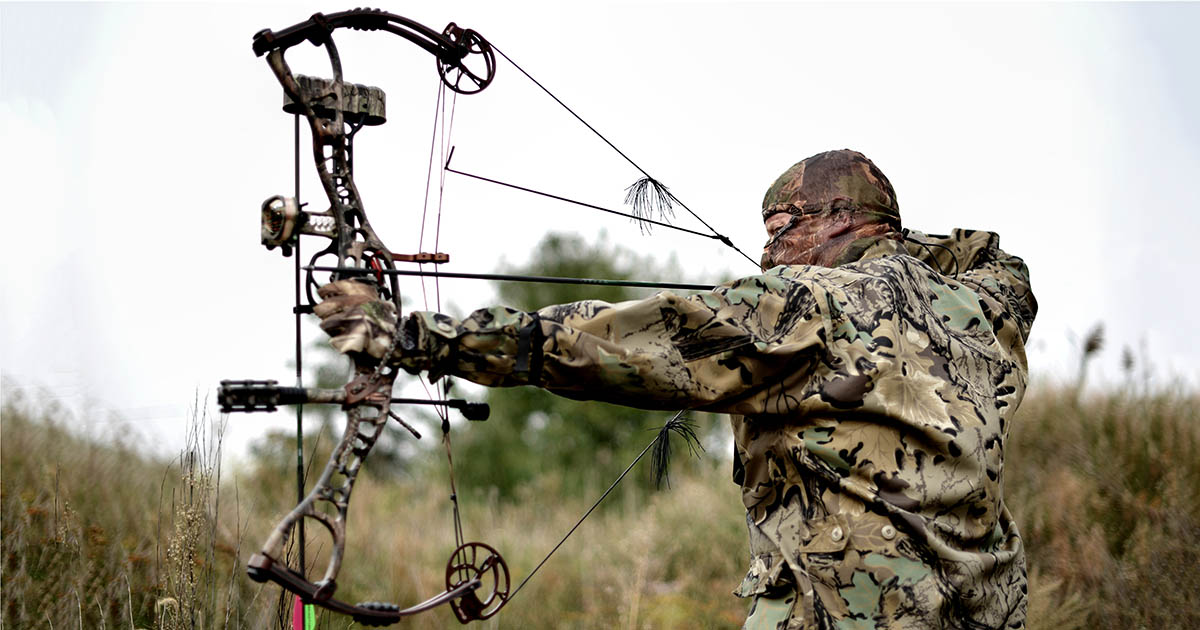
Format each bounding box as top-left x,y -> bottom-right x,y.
762,149 -> 901,228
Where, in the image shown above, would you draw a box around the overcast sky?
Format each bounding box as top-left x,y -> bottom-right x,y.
2,2 -> 1198,455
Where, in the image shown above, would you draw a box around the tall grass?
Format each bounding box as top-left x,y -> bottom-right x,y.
3,377 -> 1197,628
1009,379 -> 1200,630
0,387 -> 263,628
2,389 -> 162,628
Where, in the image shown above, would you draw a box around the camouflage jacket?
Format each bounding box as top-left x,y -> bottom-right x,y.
404,229 -> 1037,629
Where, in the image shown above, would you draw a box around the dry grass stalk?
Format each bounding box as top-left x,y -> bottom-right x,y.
3,374 -> 1198,629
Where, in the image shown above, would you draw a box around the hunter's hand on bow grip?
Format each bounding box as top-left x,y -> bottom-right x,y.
315,280 -> 399,362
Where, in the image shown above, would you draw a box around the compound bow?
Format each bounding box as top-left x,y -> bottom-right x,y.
218,8 -> 755,627
219,9 -> 506,626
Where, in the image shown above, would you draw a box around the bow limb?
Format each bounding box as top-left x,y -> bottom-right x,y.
252,8 -> 495,95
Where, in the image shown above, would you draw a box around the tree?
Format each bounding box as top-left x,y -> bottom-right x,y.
445,232 -> 725,500
247,338 -> 432,487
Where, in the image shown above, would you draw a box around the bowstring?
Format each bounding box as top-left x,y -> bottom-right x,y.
435,89 -> 459,313
416,82 -> 444,408
439,85 -> 467,548
488,44 -> 759,269
504,410 -> 693,606
424,56 -> 712,601
419,81 -> 445,312
418,78 -> 468,549
419,44 -> 726,606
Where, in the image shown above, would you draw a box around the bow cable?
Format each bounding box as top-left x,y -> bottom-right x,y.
292,112 -> 306,579
434,89 -> 459,297
439,84 -> 471,555
290,110 -> 317,629
418,81 -> 446,313
416,73 -> 472,553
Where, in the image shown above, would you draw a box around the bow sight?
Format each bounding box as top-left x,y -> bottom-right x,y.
221,9 -> 507,626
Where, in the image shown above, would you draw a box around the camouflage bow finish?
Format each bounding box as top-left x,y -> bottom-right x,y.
218,9 -> 506,626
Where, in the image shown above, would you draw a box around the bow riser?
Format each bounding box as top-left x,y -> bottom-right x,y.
249,36 -> 407,607
265,45 -> 402,306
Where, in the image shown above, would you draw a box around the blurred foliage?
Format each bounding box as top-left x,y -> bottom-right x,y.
1008,378 -> 1200,630
246,339 -> 431,488
1,381 -> 252,629
438,232 -> 726,501
4,368 -> 1200,628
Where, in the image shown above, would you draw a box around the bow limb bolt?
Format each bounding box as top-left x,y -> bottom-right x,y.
219,9 -> 505,626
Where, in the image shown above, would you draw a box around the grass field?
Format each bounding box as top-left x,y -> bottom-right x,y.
2,378 -> 1197,629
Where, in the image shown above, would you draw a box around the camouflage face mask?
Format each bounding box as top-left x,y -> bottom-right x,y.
759,209 -> 897,269
761,150 -> 900,226
759,150 -> 901,269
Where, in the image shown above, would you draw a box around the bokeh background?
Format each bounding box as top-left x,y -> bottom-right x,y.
2,3 -> 1199,629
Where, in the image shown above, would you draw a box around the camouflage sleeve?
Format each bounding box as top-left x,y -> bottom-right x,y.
400,273 -> 827,412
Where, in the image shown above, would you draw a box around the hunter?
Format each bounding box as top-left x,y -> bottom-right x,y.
315,149 -> 1038,629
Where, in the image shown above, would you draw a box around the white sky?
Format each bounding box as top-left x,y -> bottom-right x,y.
2,2 -> 1198,456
